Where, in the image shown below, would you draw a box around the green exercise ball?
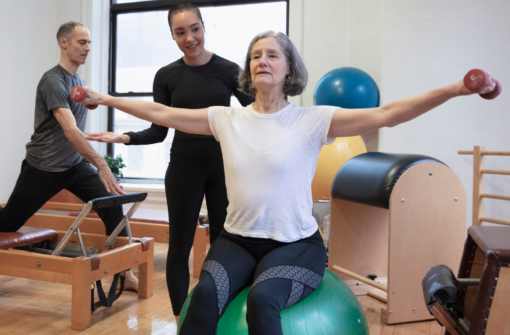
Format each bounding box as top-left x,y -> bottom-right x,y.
178,269 -> 369,334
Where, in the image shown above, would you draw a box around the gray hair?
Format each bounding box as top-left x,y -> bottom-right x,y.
238,31 -> 308,97
56,21 -> 84,44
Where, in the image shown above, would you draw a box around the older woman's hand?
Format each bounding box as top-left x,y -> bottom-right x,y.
461,69 -> 501,99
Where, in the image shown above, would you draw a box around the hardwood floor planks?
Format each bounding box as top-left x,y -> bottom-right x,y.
0,242 -> 440,334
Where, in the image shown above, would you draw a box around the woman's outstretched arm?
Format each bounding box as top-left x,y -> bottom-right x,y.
327,72 -> 499,138
80,87 -> 212,135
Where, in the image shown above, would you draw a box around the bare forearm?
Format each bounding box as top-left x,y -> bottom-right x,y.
66,128 -> 108,170
100,95 -> 173,127
82,88 -> 211,134
382,82 -> 462,127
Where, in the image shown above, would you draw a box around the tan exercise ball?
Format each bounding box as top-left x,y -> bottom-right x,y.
312,136 -> 367,200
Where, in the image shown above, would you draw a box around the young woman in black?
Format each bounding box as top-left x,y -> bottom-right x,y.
87,3 -> 254,320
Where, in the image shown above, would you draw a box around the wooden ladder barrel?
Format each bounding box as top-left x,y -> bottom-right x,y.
459,145 -> 510,227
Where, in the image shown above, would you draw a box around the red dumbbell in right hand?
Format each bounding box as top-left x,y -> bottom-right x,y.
463,69 -> 502,100
70,86 -> 98,110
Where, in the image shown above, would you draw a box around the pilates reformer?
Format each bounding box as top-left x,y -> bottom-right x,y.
18,189 -> 211,278
22,196 -> 210,278
328,152 -> 467,324
422,146 -> 510,335
0,192 -> 154,331
26,196 -> 171,244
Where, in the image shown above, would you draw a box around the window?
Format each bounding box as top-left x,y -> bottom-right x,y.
109,0 -> 288,180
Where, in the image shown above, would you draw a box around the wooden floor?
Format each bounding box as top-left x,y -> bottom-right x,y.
0,242 -> 444,334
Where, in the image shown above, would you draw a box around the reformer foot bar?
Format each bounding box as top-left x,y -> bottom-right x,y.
0,193 -> 154,331
53,192 -> 146,256
29,197 -> 171,243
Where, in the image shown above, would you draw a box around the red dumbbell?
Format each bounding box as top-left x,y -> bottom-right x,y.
463,69 -> 502,100
70,86 -> 98,110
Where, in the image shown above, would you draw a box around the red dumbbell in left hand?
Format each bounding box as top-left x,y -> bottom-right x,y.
463,69 -> 502,100
70,86 -> 98,110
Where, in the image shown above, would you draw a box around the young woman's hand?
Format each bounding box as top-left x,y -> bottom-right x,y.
86,132 -> 131,144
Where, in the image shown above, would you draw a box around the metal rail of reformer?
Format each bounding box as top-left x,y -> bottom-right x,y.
51,192 -> 147,256
459,146 -> 510,227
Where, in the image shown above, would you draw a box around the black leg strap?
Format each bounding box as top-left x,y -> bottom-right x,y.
91,272 -> 125,311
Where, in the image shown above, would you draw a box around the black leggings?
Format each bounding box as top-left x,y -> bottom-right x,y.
165,151 -> 229,316
180,229 -> 327,335
0,159 -> 125,236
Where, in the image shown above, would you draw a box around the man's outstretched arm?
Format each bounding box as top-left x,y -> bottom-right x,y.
53,107 -> 125,195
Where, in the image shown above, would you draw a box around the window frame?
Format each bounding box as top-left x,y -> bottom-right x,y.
108,0 -> 289,180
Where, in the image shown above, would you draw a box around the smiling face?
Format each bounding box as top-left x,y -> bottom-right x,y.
60,26 -> 91,66
250,37 -> 289,94
171,10 -> 206,59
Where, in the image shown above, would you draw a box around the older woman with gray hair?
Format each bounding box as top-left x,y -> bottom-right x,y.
78,30 -> 498,334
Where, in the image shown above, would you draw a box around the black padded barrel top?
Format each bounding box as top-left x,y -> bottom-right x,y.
331,152 -> 445,209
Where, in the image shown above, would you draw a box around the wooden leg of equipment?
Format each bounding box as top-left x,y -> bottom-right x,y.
458,227 -> 510,335
486,267 -> 510,334
192,225 -> 209,278
429,303 -> 465,335
138,239 -> 154,299
72,257 -> 92,331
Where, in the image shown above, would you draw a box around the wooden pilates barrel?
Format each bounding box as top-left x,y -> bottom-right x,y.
328,152 -> 466,324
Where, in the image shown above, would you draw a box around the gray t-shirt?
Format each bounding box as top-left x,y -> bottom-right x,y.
25,64 -> 87,172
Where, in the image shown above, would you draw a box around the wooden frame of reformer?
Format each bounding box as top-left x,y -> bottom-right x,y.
0,220 -> 154,331
24,202 -> 209,278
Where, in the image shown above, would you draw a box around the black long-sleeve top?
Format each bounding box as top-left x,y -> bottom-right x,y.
125,54 -> 255,156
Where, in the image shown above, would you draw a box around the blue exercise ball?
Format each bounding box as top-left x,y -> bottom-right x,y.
313,67 -> 379,109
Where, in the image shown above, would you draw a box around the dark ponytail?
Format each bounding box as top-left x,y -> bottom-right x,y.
168,2 -> 203,29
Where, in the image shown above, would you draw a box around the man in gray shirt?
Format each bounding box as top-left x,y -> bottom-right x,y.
0,21 -> 137,290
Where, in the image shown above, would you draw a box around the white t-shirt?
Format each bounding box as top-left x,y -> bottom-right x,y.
208,103 -> 337,242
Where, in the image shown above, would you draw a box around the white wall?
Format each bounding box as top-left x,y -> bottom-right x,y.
290,0 -> 510,228
289,0 -> 382,151
0,0 -> 108,202
379,0 -> 510,227
0,0 -> 58,201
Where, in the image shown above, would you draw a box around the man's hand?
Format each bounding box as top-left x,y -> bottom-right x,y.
98,164 -> 125,195
86,132 -> 131,144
